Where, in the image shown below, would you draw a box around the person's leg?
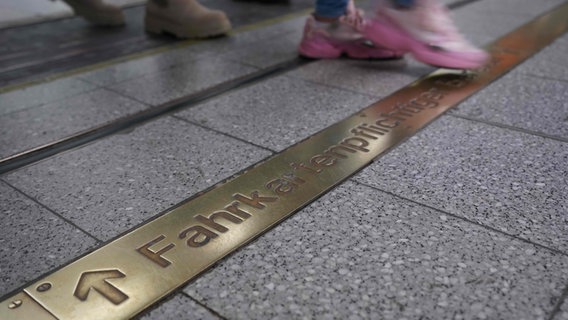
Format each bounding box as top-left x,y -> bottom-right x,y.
366,0 -> 488,68
145,0 -> 231,39
314,0 -> 349,21
298,0 -> 400,59
391,0 -> 414,8
61,0 -> 124,26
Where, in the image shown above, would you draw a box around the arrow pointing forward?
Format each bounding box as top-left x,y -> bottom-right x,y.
74,269 -> 128,305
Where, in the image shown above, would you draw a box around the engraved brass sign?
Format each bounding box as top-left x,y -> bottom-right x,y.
73,270 -> 128,305
1,3 -> 568,319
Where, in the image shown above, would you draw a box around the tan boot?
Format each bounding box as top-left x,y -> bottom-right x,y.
62,0 -> 125,26
145,0 -> 231,39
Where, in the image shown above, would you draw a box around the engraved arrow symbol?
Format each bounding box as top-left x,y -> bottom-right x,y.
74,269 -> 128,305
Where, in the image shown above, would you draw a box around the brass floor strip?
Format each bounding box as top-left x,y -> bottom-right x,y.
2,3 -> 568,319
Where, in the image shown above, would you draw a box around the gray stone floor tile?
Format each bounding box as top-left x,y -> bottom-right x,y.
184,181 -> 568,320
0,181 -> 98,296
464,0 -> 564,17
451,6 -> 538,47
516,34 -> 568,82
354,116 -> 568,252
75,18 -> 305,88
110,58 -> 258,106
138,294 -> 219,320
79,49 -> 201,87
0,77 -> 96,116
452,72 -> 568,139
448,0 -> 564,48
175,75 -> 377,151
557,299 -> 568,320
0,88 -> 148,159
189,16 -> 305,61
2,116 -> 272,241
223,32 -> 301,69
287,58 -> 434,98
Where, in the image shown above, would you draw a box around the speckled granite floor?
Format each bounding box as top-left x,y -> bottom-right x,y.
1,0 -> 567,319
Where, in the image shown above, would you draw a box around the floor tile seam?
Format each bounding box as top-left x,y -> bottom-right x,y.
447,113 -> 568,143
87,61 -> 192,91
0,2 -> 146,32
225,54 -> 288,70
222,28 -> 300,54
76,44 -> 230,88
0,177 -> 102,244
0,78 -> 102,117
171,115 -> 278,154
0,9 -> 312,95
182,292 -> 229,320
0,43 -> 191,95
96,58 -> 265,105
282,71 -> 385,101
0,0 -> 468,95
0,59 -> 298,174
2,178 -> 100,242
350,179 -> 568,258
548,283 -> 568,320
95,57 -> 267,109
95,82 -> 156,107
220,31 -> 304,69
446,0 -> 482,10
0,0 -> 471,95
518,71 -> 568,85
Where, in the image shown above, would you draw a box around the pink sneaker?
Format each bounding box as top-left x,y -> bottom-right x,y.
367,0 -> 489,69
298,3 -> 401,59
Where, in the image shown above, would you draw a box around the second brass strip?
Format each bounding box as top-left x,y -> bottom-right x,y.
1,3 -> 567,319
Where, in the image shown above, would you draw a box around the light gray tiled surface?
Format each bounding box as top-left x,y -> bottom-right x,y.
464,0 -> 564,17
0,88 -> 147,158
0,77 -> 96,116
0,181 -> 98,296
556,298 -> 568,320
79,49 -> 201,87
516,34 -> 568,82
354,116 -> 568,252
110,57 -> 258,106
288,58 -> 434,98
3,116 -> 272,241
188,15 -> 305,61
448,0 -> 565,49
184,181 -> 568,320
1,1 -> 566,318
138,294 -> 219,320
452,71 -> 568,139
222,32 -> 302,69
451,4 -> 539,47
79,15 -> 304,88
175,75 -> 377,151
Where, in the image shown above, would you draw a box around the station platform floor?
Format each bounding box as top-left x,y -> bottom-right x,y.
1,0 -> 567,319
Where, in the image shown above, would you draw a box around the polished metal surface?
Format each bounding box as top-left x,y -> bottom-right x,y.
0,291 -> 56,320
1,2 -> 567,319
